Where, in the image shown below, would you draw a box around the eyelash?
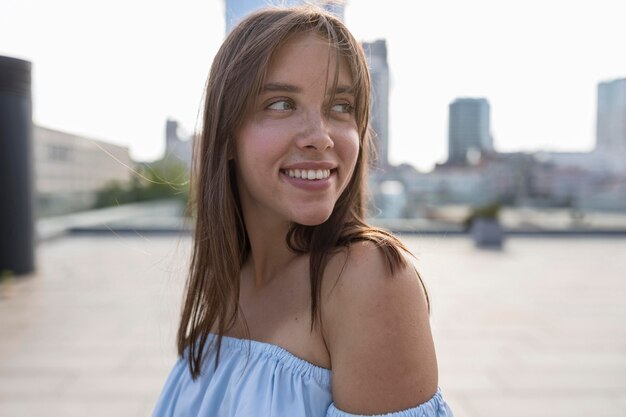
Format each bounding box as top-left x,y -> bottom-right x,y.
267,99 -> 295,111
332,102 -> 354,114
266,99 -> 354,114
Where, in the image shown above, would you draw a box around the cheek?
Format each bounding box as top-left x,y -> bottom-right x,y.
236,122 -> 291,160
235,129 -> 271,168
343,130 -> 361,170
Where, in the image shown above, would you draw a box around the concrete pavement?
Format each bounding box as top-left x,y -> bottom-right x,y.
1,234 -> 625,417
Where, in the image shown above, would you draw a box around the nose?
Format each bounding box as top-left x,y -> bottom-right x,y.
295,110 -> 334,152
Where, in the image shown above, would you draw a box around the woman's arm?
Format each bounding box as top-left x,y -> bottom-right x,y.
322,241 -> 438,415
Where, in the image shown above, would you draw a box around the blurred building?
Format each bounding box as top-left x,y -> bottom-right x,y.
362,39 -> 390,169
224,0 -> 346,33
412,167 -> 488,207
165,119 -> 192,168
533,150 -> 623,174
447,98 -> 493,164
596,77 -> 626,154
577,178 -> 626,211
371,163 -> 490,218
34,126 -> 134,216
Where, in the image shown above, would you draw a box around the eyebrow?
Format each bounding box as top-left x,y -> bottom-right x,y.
261,82 -> 355,95
262,82 -> 302,93
334,85 -> 355,95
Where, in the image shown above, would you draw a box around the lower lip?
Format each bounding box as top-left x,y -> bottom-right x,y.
281,170 -> 334,191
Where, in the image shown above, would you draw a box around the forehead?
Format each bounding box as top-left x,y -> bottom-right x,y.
265,32 -> 353,88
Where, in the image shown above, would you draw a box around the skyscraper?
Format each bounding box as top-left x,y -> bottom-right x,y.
362,39 -> 389,168
596,78 -> 626,153
165,119 -> 192,168
224,0 -> 346,33
447,98 -> 493,164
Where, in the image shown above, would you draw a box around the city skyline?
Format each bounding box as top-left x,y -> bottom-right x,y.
2,0 -> 626,171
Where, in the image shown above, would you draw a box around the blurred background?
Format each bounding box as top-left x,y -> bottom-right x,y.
1,1 -> 625,416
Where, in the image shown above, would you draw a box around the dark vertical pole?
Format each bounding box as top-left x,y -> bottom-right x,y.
0,56 -> 34,275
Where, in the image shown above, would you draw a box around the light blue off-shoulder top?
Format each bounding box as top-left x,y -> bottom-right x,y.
152,334 -> 454,417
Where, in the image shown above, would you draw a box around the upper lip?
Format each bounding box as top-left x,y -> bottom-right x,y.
281,161 -> 336,170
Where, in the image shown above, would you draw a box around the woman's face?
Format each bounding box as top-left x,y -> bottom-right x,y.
233,32 -> 360,228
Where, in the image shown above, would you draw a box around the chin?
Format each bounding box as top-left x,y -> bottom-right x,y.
291,209 -> 334,227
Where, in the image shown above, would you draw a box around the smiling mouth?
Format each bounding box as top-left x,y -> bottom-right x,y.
282,169 -> 333,180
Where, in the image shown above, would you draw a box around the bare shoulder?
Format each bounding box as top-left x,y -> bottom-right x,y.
321,240 -> 438,415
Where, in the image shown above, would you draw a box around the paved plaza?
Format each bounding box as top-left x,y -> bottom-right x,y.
1,234 -> 625,417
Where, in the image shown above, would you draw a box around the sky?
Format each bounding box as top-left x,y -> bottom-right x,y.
2,0 -> 626,171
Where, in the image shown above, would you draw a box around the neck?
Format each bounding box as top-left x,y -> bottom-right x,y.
243,214 -> 300,288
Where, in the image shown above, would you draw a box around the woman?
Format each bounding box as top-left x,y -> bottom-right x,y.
153,6 -> 454,417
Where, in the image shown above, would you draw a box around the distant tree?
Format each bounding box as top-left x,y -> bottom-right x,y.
94,158 -> 189,208
462,202 -> 501,231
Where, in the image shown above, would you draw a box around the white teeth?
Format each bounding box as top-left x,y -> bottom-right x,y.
284,169 -> 331,180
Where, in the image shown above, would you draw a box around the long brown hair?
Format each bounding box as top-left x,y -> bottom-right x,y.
178,5 -> 426,379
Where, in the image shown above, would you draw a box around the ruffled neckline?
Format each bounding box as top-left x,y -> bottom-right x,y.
204,333 -> 332,387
